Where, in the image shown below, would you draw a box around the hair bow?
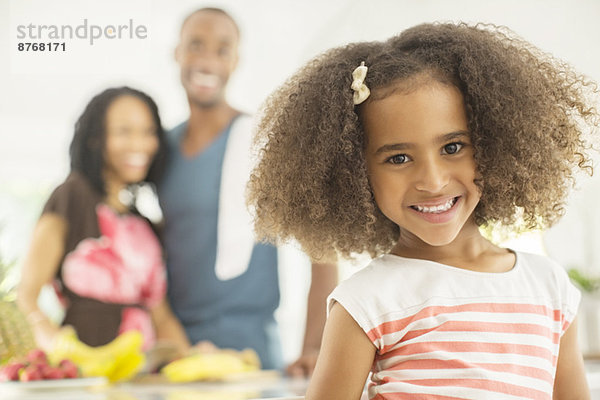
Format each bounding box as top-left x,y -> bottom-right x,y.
351,61 -> 370,105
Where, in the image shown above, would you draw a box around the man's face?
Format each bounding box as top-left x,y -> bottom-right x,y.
175,11 -> 239,108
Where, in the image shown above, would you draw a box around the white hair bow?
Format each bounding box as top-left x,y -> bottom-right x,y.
351,61 -> 370,105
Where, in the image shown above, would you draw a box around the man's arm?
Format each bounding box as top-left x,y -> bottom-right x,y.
286,261 -> 338,377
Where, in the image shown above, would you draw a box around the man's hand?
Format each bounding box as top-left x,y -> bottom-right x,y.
286,348 -> 319,377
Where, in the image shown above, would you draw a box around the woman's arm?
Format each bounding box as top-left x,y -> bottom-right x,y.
16,213 -> 67,351
553,317 -> 590,400
305,301 -> 376,400
150,298 -> 190,356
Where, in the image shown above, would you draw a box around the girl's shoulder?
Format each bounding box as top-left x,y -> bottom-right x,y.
514,250 -> 577,293
334,251 -> 576,307
332,255 -> 429,298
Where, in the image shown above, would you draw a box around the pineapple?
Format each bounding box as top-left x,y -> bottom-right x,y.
0,254 -> 35,364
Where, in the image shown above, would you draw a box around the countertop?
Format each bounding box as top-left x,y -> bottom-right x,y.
0,373 -> 309,400
3,361 -> 600,400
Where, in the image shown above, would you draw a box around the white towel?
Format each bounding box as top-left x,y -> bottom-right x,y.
215,114 -> 257,280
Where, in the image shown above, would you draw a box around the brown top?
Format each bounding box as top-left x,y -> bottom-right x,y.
43,171 -> 131,346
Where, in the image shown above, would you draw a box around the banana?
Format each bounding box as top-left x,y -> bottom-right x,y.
109,351 -> 146,382
48,328 -> 145,382
161,349 -> 260,383
166,390 -> 261,400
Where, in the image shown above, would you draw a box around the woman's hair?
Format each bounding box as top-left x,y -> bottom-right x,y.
69,86 -> 168,195
247,22 -> 599,260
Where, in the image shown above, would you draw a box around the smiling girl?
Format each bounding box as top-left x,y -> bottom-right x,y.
247,23 -> 599,399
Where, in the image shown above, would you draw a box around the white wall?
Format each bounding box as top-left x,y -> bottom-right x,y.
1,0 -> 600,363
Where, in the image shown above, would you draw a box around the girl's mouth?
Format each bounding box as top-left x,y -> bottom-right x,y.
410,196 -> 459,214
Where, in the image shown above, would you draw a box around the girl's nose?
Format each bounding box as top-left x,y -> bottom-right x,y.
413,158 -> 449,193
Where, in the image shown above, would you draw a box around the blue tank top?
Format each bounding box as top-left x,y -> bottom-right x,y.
159,119 -> 282,369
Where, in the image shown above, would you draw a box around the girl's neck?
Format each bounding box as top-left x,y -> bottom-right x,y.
391,221 -> 514,273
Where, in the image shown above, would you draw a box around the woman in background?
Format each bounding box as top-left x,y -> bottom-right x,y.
17,87 -> 190,355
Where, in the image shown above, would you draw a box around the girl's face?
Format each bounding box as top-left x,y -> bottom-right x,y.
363,81 -> 481,247
103,95 -> 159,187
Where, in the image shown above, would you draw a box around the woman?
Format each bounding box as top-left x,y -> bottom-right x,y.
17,87 -> 190,355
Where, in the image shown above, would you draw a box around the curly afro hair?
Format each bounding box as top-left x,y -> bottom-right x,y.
247,22 -> 599,261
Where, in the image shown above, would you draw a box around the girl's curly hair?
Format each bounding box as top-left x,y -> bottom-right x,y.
247,22 -> 599,260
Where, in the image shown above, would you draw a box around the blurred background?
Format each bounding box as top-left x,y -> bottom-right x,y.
1,0 -> 600,363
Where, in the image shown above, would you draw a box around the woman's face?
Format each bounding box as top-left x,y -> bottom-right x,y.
363,80 -> 481,248
103,95 -> 159,186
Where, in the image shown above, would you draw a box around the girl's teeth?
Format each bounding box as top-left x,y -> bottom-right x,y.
414,198 -> 456,213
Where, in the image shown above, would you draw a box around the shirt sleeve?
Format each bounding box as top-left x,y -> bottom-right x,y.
557,265 -> 581,335
327,265 -> 385,351
41,172 -> 102,260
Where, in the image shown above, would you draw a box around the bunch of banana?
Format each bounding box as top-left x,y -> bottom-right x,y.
161,348 -> 260,382
48,327 -> 145,382
166,389 -> 261,400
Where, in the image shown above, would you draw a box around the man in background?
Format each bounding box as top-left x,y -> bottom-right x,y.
159,7 -> 338,374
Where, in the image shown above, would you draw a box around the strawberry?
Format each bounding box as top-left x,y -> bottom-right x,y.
0,362 -> 25,381
58,359 -> 80,379
19,364 -> 43,381
42,365 -> 65,380
25,349 -> 48,364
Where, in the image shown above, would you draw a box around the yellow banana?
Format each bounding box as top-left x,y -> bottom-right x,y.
161,349 -> 260,382
108,351 -> 145,382
96,330 -> 143,356
48,328 -> 145,382
166,390 -> 260,400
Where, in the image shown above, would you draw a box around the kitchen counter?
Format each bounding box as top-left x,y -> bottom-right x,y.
1,373 -> 309,400
3,362 -> 600,400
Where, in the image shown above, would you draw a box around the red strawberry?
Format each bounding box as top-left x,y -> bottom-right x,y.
42,366 -> 65,380
58,359 -> 80,379
26,349 -> 48,364
19,364 -> 43,381
0,362 -> 26,381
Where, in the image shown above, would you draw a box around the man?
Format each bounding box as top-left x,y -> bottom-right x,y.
159,7 -> 338,374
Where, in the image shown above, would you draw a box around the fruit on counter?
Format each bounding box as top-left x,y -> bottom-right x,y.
166,389 -> 261,400
0,251 -> 36,365
0,362 -> 25,381
25,349 -> 47,364
161,348 -> 260,382
59,359 -> 79,379
48,327 -> 145,382
0,348 -> 81,382
19,364 -> 43,381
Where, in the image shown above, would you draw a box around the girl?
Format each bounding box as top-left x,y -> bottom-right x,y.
17,87 -> 190,356
247,23 -> 599,399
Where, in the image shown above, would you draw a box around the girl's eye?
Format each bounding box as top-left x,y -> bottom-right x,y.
387,154 -> 409,164
442,142 -> 464,155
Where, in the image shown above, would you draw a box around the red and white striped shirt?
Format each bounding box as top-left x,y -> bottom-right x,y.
328,251 -> 580,400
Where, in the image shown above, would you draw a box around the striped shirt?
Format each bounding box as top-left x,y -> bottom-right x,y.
328,251 -> 580,400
